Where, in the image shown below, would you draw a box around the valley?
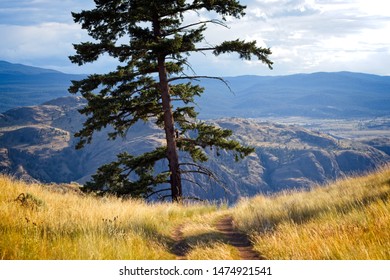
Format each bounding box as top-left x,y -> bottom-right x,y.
260,116 -> 390,140
0,61 -> 390,203
1,97 -> 389,203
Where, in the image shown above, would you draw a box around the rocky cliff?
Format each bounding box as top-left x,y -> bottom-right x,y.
1,97 -> 389,202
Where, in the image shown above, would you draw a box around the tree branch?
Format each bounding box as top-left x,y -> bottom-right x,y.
179,162 -> 232,196
145,188 -> 171,199
165,19 -> 228,35
168,75 -> 233,94
181,177 -> 208,193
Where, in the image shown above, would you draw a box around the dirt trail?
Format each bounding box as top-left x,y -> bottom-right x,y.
171,224 -> 190,260
171,215 -> 263,260
215,215 -> 263,260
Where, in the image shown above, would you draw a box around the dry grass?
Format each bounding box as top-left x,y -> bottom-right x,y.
186,242 -> 240,260
0,175 -> 218,260
177,211 -> 241,260
2,166 -> 390,260
233,166 -> 390,259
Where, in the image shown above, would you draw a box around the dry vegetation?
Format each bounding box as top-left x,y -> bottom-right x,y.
233,166 -> 390,259
173,211 -> 242,260
0,176 -> 218,259
1,166 -> 390,260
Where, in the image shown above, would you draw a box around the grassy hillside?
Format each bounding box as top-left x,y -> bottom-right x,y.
0,177 -> 221,259
233,166 -> 390,259
1,167 -> 390,260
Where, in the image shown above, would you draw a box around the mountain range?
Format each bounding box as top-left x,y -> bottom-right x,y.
1,96 -> 389,202
1,60 -> 390,119
1,61 -> 390,202
197,72 -> 390,119
0,60 -> 85,113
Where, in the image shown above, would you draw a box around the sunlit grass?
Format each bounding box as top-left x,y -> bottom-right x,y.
178,211 -> 240,260
2,165 -> 390,260
0,175 -> 218,260
186,242 -> 240,260
233,166 -> 390,259
252,199 -> 390,259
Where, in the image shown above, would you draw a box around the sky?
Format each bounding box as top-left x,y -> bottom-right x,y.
0,0 -> 389,76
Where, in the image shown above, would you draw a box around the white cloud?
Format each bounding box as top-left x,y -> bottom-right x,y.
0,0 -> 93,25
0,0 -> 389,76
1,23 -> 80,59
182,0 -> 390,75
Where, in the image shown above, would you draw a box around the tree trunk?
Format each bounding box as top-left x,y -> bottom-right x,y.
158,56 -> 182,202
152,12 -> 182,203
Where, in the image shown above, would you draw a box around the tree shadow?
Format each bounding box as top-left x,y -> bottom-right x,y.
170,229 -> 226,259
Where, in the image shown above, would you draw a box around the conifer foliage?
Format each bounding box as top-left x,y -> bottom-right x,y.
69,0 -> 273,202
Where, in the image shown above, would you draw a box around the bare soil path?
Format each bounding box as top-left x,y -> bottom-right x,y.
215,215 -> 263,260
171,224 -> 190,260
171,215 -> 263,260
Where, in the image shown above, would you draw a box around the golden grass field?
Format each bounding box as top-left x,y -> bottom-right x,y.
1,166 -> 390,260
0,176 -> 219,259
233,166 -> 390,259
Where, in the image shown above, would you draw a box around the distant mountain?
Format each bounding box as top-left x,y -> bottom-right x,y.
1,61 -> 390,119
1,97 -> 389,202
0,60 -> 61,75
197,72 -> 390,119
0,61 -> 85,113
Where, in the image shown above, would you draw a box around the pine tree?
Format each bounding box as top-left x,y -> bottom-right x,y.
69,0 -> 273,202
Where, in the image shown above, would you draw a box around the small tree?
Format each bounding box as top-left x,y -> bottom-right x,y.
69,0 -> 272,202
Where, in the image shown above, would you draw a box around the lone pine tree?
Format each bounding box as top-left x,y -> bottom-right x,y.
69,0 -> 273,202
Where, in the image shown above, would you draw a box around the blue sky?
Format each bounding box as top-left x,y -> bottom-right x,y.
0,0 -> 389,76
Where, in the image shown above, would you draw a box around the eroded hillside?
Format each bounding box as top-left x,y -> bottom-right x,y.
0,97 -> 389,202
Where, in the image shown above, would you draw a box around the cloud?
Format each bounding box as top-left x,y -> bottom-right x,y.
0,0 -> 92,25
1,22 -> 80,59
232,0 -> 390,75
0,0 -> 101,73
252,0 -> 321,19
0,0 -> 389,76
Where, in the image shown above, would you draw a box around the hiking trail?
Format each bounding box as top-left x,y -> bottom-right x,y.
171,215 -> 263,260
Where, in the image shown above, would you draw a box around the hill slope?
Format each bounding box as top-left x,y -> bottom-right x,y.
0,61 -> 85,113
233,165 -> 390,259
1,61 -> 390,119
0,61 -> 61,75
197,72 -> 390,119
1,167 -> 390,259
0,97 -> 389,202
0,174 -> 219,260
